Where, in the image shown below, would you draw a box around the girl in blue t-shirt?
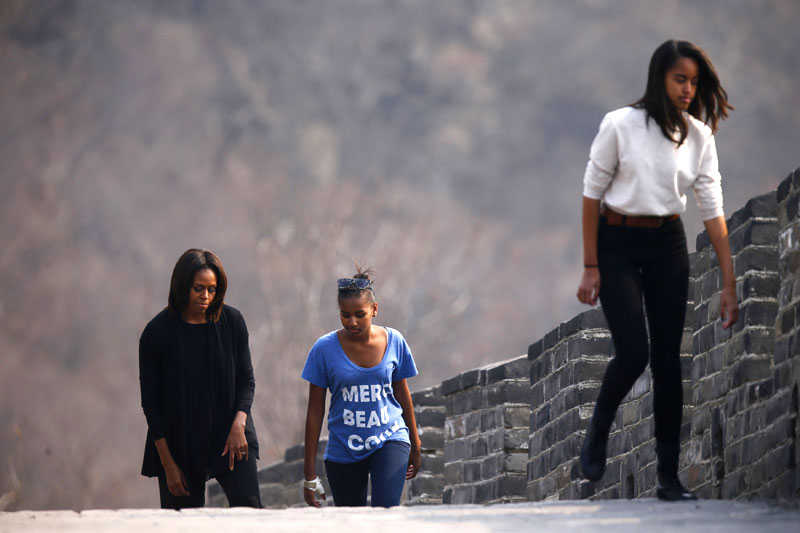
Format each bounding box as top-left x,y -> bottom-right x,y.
301,267 -> 420,507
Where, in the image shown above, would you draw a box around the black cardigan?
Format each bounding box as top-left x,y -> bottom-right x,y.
139,304 -> 259,481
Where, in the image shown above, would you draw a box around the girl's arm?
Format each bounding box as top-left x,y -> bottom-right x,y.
577,197 -> 602,305
303,383 -> 327,507
703,216 -> 739,328
394,379 -> 421,480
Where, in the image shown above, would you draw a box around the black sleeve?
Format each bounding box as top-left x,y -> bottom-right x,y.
232,309 -> 256,415
139,319 -> 165,441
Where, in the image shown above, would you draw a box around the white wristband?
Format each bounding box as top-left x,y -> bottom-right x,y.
303,476 -> 325,496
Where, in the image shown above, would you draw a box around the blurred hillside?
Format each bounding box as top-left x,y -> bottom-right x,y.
0,0 -> 798,510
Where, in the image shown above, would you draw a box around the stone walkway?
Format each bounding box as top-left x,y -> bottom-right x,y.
2,500 -> 799,532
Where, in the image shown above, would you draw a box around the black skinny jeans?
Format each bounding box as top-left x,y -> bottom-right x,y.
594,216 -> 689,447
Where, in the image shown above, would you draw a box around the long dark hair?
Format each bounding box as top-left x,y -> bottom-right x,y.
633,39 -> 733,145
167,248 -> 228,322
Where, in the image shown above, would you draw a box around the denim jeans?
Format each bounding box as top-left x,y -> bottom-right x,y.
324,440 -> 410,507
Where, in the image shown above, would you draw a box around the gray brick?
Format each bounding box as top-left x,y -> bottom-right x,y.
504,428 -> 530,450
486,356 -> 528,383
444,461 -> 463,485
441,375 -> 462,396
442,486 -> 453,504
734,246 -> 779,277
420,453 -> 444,474
528,339 -> 544,361
499,473 -> 528,498
415,407 -> 445,428
732,355 -> 772,387
465,411 -> 482,434
739,300 -> 779,328
543,327 -> 560,350
448,485 -> 474,504
577,334 -> 614,357
530,381 -> 544,408
412,385 -> 444,407
408,474 -> 444,499
481,453 -> 502,479
446,391 -> 472,416
284,444 -> 305,463
530,354 -> 551,383
777,171 -> 794,203
444,438 -> 469,463
727,192 -> 777,233
257,462 -> 285,484
475,479 -> 499,503
574,359 -> 608,383
420,428 -> 444,450
502,406 -> 530,429
470,434 -> 488,457
463,461 -> 482,483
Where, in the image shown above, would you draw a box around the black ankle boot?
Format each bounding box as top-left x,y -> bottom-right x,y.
580,411 -> 612,482
656,473 -> 698,501
655,441 -> 697,501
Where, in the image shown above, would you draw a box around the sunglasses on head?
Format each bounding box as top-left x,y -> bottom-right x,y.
337,278 -> 373,290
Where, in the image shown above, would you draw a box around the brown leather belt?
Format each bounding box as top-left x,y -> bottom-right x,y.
601,207 -> 679,228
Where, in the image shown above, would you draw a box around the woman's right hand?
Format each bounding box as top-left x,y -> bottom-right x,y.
163,459 -> 190,497
577,267 -> 601,305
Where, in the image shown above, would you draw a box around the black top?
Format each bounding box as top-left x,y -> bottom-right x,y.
139,304 -> 259,482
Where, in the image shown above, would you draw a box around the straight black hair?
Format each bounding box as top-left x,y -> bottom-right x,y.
633,39 -> 733,145
167,248 -> 228,322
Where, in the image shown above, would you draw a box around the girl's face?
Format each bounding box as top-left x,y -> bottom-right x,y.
339,294 -> 377,338
664,56 -> 699,111
187,268 -> 217,316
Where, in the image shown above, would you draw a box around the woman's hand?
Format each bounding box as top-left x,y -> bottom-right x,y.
303,481 -> 326,507
406,447 -> 421,480
720,285 -> 739,329
163,458 -> 190,497
577,267 -> 601,305
703,216 -> 738,329
222,411 -> 249,471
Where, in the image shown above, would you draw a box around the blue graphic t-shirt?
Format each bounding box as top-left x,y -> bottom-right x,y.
301,327 -> 418,463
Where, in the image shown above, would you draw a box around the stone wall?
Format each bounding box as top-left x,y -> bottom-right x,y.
441,356 -> 529,504
526,299 -> 694,501
406,385 -> 446,505
685,192 -> 784,498
209,168 -> 799,507
776,168 -> 800,496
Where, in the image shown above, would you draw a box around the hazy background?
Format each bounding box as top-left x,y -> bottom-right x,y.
1,0 -> 798,510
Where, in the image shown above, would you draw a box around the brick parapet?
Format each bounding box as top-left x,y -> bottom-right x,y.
775,167 -> 800,499
406,385 -> 446,505
685,191 -> 790,499
525,304 -> 694,501
442,355 -> 529,504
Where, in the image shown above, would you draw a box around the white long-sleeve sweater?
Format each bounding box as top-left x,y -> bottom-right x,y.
582,106 -> 724,221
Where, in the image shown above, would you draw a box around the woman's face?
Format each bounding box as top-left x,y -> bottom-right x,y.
339,294 -> 377,338
664,56 -> 699,111
187,268 -> 217,316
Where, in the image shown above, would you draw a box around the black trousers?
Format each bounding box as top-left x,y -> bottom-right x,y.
594,216 -> 689,448
157,453 -> 262,509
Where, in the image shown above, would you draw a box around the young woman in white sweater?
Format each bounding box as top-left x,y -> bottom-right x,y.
576,39 -> 738,501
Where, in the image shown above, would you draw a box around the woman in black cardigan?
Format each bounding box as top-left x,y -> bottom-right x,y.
139,249 -> 261,509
